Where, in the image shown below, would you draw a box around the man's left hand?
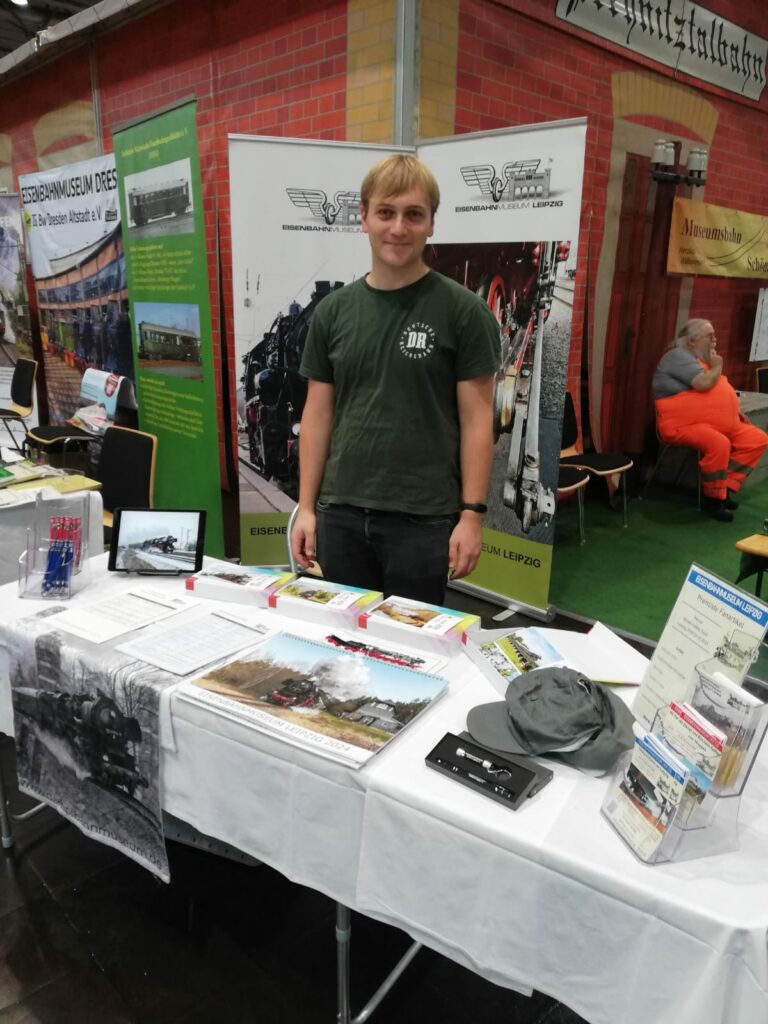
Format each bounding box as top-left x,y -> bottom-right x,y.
448,513 -> 484,580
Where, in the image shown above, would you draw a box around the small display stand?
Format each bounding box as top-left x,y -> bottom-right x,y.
18,491 -> 91,600
602,702 -> 768,864
612,563 -> 768,863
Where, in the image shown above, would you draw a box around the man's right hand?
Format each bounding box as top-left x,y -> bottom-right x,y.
291,507 -> 317,569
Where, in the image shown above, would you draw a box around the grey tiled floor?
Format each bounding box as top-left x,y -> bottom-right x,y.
0,728 -> 591,1024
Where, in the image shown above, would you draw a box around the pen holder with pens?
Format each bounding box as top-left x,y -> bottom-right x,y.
18,538 -> 75,599
30,492 -> 90,574
18,496 -> 91,600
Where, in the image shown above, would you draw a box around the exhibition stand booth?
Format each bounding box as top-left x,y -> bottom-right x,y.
4,95 -> 768,1024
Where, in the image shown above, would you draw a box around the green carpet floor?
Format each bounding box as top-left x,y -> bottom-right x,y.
548,478 -> 768,643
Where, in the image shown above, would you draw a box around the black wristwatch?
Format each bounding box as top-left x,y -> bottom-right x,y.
460,502 -> 488,514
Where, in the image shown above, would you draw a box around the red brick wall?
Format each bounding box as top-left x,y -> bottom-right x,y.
1,0 -> 766,454
456,0 -> 768,399
0,49 -> 94,175
0,0 -> 348,479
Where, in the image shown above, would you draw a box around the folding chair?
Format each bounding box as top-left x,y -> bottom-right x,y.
559,392 -> 633,527
557,464 -> 589,545
0,358 -> 37,455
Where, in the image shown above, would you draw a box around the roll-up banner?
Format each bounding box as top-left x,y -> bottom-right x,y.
229,121 -> 586,612
229,138 -> 400,566
420,122 -> 586,612
0,194 -> 35,446
113,102 -> 225,558
19,155 -> 132,423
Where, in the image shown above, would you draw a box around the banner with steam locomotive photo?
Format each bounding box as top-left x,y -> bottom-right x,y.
419,121 -> 586,611
19,154 -> 134,424
229,137 -> 399,565
2,609 -> 172,881
228,122 -> 586,612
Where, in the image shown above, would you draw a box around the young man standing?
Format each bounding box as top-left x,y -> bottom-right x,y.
290,154 -> 500,605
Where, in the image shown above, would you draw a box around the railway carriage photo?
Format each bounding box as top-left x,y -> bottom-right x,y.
128,179 -> 190,227
138,321 -> 201,363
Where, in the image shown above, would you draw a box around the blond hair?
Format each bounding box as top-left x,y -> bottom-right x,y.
361,154 -> 440,215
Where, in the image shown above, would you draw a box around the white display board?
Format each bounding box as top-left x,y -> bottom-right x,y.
749,288 -> 768,362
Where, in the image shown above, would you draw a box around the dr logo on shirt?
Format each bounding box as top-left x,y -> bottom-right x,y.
399,320 -> 436,359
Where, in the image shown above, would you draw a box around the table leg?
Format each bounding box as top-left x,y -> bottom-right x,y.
0,762 -> 14,849
336,903 -> 422,1024
336,903 -> 352,1024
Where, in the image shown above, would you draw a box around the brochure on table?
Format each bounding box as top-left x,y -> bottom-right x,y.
0,460 -> 62,489
47,587 -> 198,644
117,607 -> 275,676
603,734 -> 690,863
185,559 -> 295,606
633,564 -> 768,729
653,702 -> 725,824
176,631 -> 449,768
270,576 -> 382,628
359,595 -> 480,653
466,620 -> 649,695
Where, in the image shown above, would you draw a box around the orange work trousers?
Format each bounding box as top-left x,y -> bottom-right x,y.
655,379 -> 768,500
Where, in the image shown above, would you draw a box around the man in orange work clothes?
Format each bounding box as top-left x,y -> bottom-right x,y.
652,319 -> 768,522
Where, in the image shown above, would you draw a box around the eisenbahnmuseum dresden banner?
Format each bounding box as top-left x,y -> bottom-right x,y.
668,196 -> 768,279
113,101 -> 224,558
0,193 -> 35,449
229,121 -> 586,612
19,154 -> 133,423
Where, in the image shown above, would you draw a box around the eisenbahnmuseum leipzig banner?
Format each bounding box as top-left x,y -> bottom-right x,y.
229,120 -> 586,613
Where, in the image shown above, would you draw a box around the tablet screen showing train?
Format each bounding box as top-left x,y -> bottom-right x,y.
109,509 -> 206,573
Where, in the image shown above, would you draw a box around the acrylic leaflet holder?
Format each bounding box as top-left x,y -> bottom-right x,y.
18,492 -> 91,600
601,699 -> 768,864
19,540 -> 74,599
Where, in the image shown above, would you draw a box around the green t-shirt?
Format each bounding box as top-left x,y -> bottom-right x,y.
299,270 -> 501,515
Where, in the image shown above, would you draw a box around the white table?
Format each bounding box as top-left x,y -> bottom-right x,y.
1,557 -> 767,1024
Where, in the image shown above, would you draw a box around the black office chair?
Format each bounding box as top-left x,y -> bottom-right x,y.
559,392 -> 633,527
97,425 -> 157,539
0,357 -> 37,455
756,366 -> 768,394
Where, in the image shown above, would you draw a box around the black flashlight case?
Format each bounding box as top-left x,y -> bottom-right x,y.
425,731 -> 553,811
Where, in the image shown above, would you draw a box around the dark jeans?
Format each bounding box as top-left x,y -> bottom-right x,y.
315,502 -> 458,607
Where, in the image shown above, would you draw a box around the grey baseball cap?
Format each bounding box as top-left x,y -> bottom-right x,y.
466,666 -> 635,772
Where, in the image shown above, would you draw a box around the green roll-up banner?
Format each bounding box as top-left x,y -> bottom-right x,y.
113,101 -> 224,557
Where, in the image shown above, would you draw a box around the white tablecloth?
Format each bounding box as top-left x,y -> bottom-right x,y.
1,557 -> 767,1024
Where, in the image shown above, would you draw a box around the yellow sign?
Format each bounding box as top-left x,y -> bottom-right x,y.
668,197 -> 768,279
